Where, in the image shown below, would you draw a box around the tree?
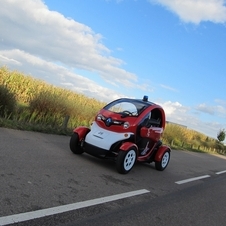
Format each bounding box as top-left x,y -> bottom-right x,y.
217,129 -> 225,142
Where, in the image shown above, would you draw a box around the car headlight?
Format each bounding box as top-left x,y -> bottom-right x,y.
97,114 -> 102,120
97,114 -> 105,121
123,122 -> 130,129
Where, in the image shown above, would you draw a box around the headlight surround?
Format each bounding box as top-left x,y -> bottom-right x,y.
123,122 -> 130,129
97,115 -> 130,129
97,114 -> 105,121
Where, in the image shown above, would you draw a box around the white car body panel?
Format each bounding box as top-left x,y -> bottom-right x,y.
85,122 -> 133,150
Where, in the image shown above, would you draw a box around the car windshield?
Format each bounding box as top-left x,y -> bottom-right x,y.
104,99 -> 151,117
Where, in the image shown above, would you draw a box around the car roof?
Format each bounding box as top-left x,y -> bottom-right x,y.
116,97 -> 156,106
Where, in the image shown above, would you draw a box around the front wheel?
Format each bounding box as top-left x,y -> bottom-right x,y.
69,132 -> 84,154
155,150 -> 170,171
116,148 -> 137,174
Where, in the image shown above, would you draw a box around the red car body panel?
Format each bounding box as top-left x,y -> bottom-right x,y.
70,96 -> 171,173
73,126 -> 90,141
154,145 -> 170,162
119,142 -> 138,152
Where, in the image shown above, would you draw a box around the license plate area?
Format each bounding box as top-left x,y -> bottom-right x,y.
93,130 -> 107,139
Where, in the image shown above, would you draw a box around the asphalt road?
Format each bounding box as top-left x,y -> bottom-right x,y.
0,127 -> 226,226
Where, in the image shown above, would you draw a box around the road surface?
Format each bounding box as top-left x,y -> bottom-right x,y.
0,128 -> 226,226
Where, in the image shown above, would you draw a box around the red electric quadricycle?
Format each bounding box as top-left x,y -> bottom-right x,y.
69,96 -> 171,174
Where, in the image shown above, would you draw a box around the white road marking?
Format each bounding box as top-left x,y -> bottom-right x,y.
0,189 -> 149,226
175,175 -> 211,185
216,170 -> 226,175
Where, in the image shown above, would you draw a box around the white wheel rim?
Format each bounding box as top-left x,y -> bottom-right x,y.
161,152 -> 169,168
124,149 -> 136,171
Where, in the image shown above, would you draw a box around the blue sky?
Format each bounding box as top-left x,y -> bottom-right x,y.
0,0 -> 226,140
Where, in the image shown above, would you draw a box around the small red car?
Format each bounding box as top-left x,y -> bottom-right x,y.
70,96 -> 171,174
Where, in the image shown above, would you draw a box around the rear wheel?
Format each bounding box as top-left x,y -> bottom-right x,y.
155,150 -> 170,171
116,148 -> 137,174
69,133 -> 84,154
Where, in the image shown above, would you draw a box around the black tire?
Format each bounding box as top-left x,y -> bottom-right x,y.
155,150 -> 170,171
69,133 -> 84,154
116,148 -> 137,174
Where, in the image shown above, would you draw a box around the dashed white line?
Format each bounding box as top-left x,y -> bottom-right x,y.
0,189 -> 149,226
175,175 -> 211,185
216,170 -> 226,175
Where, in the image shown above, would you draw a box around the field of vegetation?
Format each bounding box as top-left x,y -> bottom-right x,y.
0,67 -> 225,155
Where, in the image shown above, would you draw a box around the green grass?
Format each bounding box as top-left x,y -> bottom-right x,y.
0,66 -> 105,134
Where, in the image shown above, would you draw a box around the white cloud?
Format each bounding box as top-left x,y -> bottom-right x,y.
216,105 -> 226,115
215,99 -> 226,105
160,100 -> 226,139
0,0 -> 137,87
214,99 -> 226,116
196,103 -> 215,115
161,101 -> 191,128
0,54 -> 21,65
0,49 -> 124,102
196,102 -> 226,117
150,0 -> 226,24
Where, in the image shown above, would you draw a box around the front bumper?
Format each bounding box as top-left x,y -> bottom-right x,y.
84,142 -> 117,159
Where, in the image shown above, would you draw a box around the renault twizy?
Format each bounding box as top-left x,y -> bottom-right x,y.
70,96 -> 171,174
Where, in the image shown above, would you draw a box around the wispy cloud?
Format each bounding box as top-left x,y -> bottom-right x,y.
215,98 -> 226,106
196,103 -> 215,115
160,84 -> 178,92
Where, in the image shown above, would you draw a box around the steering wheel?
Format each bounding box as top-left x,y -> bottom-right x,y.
122,110 -> 132,115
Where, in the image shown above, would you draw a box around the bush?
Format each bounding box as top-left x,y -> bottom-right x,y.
28,91 -> 71,127
0,85 -> 16,118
